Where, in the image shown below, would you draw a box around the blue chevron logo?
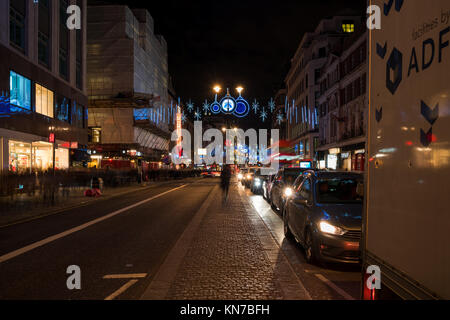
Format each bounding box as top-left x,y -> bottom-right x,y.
384,0 -> 404,16
421,101 -> 439,125
376,107 -> 383,123
377,42 -> 387,59
420,127 -> 433,147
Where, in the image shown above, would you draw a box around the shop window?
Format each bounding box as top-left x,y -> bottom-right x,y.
305,139 -> 310,154
35,83 -> 54,118
9,140 -> 31,173
32,141 -> 54,171
10,71 -> 31,110
56,96 -> 70,122
55,147 -> 69,169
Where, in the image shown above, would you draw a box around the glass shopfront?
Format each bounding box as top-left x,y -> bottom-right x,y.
55,147 -> 69,169
9,140 -> 31,173
32,141 -> 53,171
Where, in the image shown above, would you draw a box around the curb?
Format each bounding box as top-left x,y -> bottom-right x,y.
140,184 -> 219,299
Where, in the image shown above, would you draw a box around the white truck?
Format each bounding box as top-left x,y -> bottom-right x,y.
362,0 -> 450,299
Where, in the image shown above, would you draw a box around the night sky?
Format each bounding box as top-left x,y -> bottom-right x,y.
89,0 -> 366,126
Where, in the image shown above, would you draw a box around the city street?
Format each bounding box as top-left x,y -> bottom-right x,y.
1,0 -> 448,304
0,177 -> 360,300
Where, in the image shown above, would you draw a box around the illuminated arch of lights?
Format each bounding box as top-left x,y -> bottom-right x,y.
208,88 -> 250,118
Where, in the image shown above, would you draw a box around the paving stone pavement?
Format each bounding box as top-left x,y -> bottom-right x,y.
146,180 -> 311,300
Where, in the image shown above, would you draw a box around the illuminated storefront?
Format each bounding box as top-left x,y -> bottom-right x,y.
32,141 -> 53,171
8,140 -> 31,173
55,147 -> 69,169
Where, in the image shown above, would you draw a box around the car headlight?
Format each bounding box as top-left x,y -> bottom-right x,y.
247,174 -> 252,179
284,187 -> 293,197
319,221 -> 346,236
254,178 -> 261,186
237,173 -> 243,180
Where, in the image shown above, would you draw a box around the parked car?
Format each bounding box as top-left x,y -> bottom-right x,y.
283,171 -> 364,264
270,167 -> 309,213
262,173 -> 275,200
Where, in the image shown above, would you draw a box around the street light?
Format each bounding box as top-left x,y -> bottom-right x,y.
236,86 -> 244,95
213,85 -> 222,94
222,127 -> 226,132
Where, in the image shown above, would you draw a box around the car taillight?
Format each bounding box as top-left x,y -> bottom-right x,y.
363,272 -> 378,300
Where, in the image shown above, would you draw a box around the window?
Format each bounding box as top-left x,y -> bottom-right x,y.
89,128 -> 102,143
35,83 -> 54,118
38,32 -> 50,67
316,178 -> 364,204
76,1 -> 83,89
10,1 -> 26,51
342,23 -> 355,33
59,48 -> 68,80
38,0 -> 51,67
10,71 -> 31,110
305,139 -> 310,154
299,179 -> 311,200
56,96 -> 70,122
72,102 -> 85,128
59,0 -> 69,80
318,47 -> 326,58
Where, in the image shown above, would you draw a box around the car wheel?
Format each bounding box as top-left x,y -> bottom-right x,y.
304,229 -> 317,264
283,209 -> 294,240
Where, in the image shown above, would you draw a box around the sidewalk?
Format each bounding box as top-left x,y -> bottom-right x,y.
142,180 -> 311,300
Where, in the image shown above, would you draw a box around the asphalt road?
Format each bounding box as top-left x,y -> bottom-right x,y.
0,177 -> 361,300
0,178 -> 216,299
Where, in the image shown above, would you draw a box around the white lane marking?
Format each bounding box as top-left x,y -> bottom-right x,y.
103,273 -> 147,279
105,279 -> 138,300
314,273 -> 355,300
0,184 -> 188,264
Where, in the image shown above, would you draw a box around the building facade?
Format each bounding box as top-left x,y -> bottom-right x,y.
0,0 -> 89,173
317,31 -> 367,171
285,15 -> 362,164
86,5 -> 172,169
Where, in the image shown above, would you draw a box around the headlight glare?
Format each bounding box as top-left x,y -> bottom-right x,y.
284,187 -> 293,197
319,221 -> 346,235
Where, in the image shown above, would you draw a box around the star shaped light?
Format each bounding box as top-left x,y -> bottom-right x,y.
276,113 -> 284,125
186,101 -> 194,113
181,112 -> 187,123
268,98 -> 276,113
260,107 -> 267,122
202,100 -> 209,113
195,108 -> 202,121
252,99 -> 259,113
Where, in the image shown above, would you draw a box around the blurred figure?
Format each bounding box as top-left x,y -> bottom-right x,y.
220,165 -> 232,203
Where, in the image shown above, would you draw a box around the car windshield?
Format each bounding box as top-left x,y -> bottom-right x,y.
316,178 -> 364,204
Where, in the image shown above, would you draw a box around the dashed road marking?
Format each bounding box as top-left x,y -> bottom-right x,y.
0,184 -> 188,264
105,279 -> 139,300
103,273 -> 147,279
